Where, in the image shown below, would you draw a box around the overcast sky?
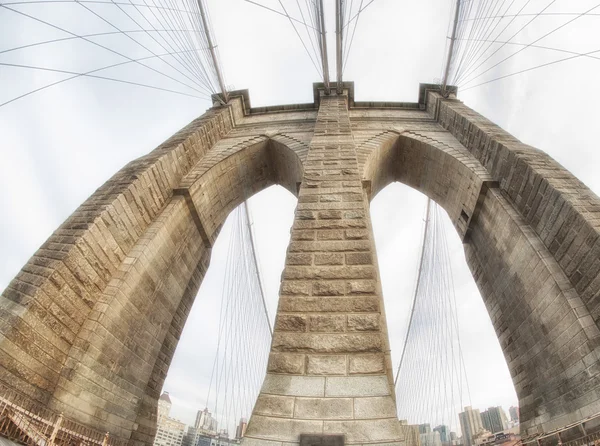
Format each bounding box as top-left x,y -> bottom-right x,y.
1,0 -> 599,438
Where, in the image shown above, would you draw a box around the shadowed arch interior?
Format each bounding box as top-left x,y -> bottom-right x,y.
362,131 -> 493,238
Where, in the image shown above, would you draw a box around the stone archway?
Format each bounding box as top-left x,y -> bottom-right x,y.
1,83 -> 599,445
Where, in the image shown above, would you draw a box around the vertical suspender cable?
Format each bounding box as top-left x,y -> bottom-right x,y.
394,198 -> 431,387
197,0 -> 229,103
317,0 -> 331,94
335,0 -> 343,94
442,0 -> 461,95
244,201 -> 273,336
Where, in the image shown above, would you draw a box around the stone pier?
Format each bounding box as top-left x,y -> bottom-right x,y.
243,94 -> 404,444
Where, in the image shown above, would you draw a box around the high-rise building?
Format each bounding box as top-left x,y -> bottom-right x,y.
182,427 -> 196,446
459,406 -> 484,446
153,391 -> 186,446
434,425 -> 450,443
481,407 -> 508,434
419,424 -> 432,434
421,430 -> 442,446
235,418 -> 247,439
509,407 -> 519,423
399,421 -> 422,446
195,408 -> 218,433
157,391 -> 172,424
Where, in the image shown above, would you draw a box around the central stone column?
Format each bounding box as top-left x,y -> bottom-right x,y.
243,94 -> 405,445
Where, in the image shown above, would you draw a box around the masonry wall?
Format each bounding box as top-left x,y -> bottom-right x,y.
0,84 -> 599,445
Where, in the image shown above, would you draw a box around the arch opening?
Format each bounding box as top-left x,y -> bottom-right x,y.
160,184 -> 297,438
370,182 -> 518,435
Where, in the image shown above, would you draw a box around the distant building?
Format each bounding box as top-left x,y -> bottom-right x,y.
434,425 -> 450,443
419,424 -> 432,434
459,406 -> 484,446
481,407 -> 508,434
195,432 -> 239,446
157,392 -> 172,424
508,407 -> 519,423
154,392 -> 186,446
195,408 -> 218,433
182,427 -> 197,446
420,430 -> 442,446
400,420 -> 422,446
235,418 -> 247,439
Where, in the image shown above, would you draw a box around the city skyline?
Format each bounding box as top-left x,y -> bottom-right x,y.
162,390 -> 519,441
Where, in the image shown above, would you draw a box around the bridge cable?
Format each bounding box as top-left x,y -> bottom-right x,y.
395,199 -> 472,435
202,201 -> 272,436
0,0 -> 228,107
440,0 -> 600,94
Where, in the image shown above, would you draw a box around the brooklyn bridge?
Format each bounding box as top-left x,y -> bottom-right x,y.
0,0 -> 599,445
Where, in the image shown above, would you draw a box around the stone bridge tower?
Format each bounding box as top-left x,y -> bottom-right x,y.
1,83 -> 599,445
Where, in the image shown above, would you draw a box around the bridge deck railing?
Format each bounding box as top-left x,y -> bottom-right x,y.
0,382 -> 128,446
521,413 -> 600,446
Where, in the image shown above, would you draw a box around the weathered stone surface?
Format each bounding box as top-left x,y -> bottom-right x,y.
246,94 -> 402,443
253,394 -> 295,417
349,354 -> 385,375
275,315 -> 308,332
279,296 -> 380,313
354,396 -> 398,419
325,376 -> 391,397
347,314 -> 380,332
272,333 -> 382,353
268,353 -> 306,374
313,281 -> 345,296
314,253 -> 344,265
244,415 -> 324,441
309,315 -> 346,333
281,281 -> 311,296
287,253 -> 313,265
346,229 -> 368,240
283,265 -> 375,280
294,397 -> 353,419
346,252 -> 373,265
260,374 -> 325,397
347,281 -> 377,295
323,418 -> 405,442
306,355 -> 347,375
